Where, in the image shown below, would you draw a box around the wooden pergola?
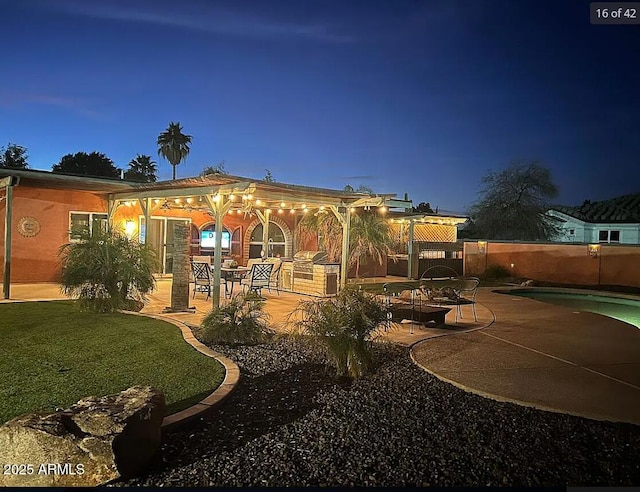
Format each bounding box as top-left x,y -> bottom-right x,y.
107,174 -> 412,308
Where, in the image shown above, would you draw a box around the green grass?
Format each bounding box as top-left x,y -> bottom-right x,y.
0,301 -> 225,424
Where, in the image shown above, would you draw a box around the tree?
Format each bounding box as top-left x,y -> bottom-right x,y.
200,160 -> 227,176
348,211 -> 395,278
123,154 -> 158,182
412,202 -> 434,213
52,151 -> 120,178
0,143 -> 29,169
468,160 -> 560,240
345,184 -> 374,193
157,121 -> 192,180
264,169 -> 274,182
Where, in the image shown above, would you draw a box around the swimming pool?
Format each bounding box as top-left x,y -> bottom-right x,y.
505,289 -> 640,329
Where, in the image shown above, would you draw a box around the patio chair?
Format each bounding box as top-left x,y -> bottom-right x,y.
240,262 -> 274,297
420,265 -> 459,280
382,282 -> 421,334
266,257 -> 283,295
454,276 -> 480,322
191,261 -> 215,300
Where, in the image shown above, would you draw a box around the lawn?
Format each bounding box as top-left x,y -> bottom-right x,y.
0,301 -> 225,424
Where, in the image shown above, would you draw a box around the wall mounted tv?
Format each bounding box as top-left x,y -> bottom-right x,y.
201,230 -> 231,249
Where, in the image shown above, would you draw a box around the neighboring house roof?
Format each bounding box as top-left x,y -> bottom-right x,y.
550,193 -> 640,224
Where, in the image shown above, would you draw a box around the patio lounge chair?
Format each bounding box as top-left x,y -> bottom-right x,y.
241,262 -> 274,297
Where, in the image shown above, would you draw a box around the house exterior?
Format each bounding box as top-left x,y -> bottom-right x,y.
1,168 -> 468,303
547,193 -> 640,244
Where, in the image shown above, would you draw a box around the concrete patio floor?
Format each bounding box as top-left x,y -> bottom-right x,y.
3,280 -> 639,426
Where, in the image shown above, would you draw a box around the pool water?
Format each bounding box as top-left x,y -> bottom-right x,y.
509,290 -> 640,329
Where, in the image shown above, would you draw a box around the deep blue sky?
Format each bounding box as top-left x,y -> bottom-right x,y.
1,0 -> 638,214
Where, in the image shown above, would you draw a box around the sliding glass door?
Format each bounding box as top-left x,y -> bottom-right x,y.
139,217 -> 190,275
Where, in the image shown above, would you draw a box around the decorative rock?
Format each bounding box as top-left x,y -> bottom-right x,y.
0,385 -> 165,487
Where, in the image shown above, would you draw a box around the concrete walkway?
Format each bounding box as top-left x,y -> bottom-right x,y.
4,281 -> 639,425
411,287 -> 640,426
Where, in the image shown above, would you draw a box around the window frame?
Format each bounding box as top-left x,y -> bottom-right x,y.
69,211 -> 108,241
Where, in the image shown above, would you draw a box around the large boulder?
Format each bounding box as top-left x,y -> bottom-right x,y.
0,385 -> 165,487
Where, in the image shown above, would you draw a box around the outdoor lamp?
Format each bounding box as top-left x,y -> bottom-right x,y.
477,241 -> 487,254
124,220 -> 136,238
588,244 -> 600,258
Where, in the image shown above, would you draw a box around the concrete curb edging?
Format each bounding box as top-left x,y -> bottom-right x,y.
119,311 -> 241,431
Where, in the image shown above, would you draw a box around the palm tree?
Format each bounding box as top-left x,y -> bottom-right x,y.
348,211 -> 395,278
157,122 -> 192,180
123,154 -> 158,182
296,210 -> 342,263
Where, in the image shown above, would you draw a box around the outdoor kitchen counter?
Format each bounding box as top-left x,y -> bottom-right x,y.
280,259 -> 340,297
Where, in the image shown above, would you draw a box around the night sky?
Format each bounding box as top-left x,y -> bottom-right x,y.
1,0 -> 638,214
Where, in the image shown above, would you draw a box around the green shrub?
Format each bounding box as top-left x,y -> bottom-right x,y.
197,292 -> 273,346
58,228 -> 157,313
289,286 -> 387,378
481,264 -> 511,279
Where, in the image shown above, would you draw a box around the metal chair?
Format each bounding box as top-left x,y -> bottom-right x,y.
191,261 -> 214,300
383,282 -> 421,334
266,257 -> 282,295
241,262 -> 274,297
455,277 -> 480,322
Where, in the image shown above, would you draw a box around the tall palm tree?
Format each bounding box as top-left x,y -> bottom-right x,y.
157,122 -> 192,180
124,154 -> 158,182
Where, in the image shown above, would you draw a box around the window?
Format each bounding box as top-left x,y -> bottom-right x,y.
569,229 -> 575,235
250,222 -> 286,258
599,229 -> 621,243
69,212 -> 108,240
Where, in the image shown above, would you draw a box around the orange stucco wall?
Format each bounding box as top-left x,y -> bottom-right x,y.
463,241 -> 640,288
1,186 -> 303,282
0,186 -> 107,282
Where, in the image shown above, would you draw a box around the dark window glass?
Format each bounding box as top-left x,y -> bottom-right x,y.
610,230 -> 620,242
599,230 -> 608,242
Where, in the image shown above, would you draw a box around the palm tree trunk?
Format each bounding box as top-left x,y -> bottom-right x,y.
172,164 -> 176,180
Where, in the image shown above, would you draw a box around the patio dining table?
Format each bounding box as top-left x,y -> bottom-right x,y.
218,266 -> 250,298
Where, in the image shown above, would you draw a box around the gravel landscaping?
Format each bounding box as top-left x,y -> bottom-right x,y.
114,335 -> 640,487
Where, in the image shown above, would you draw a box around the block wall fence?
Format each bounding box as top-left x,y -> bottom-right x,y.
463,240 -> 640,288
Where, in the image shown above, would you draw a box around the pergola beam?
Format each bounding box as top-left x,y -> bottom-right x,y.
109,181 -> 256,201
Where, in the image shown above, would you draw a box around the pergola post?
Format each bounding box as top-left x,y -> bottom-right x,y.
407,219 -> 415,279
139,198 -> 152,243
204,194 -> 232,309
2,177 -> 16,299
107,198 -> 118,232
329,205 -> 351,289
255,208 -> 271,258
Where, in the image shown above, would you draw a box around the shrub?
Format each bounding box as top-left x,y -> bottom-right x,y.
197,292 -> 273,346
289,286 -> 387,378
58,228 -> 157,313
482,264 -> 511,279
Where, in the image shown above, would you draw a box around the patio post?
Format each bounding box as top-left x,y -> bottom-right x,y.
407,219 -> 415,279
262,208 -> 271,257
139,197 -> 152,243
329,205 -> 351,289
204,193 -> 232,309
107,198 -> 119,232
2,177 -> 16,299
